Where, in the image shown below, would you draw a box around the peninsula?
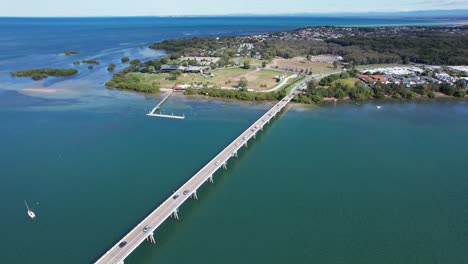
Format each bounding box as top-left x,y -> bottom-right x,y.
106,26 -> 468,102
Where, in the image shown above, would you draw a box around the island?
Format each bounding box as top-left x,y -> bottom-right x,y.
107,63 -> 116,72
64,51 -> 79,56
11,68 -> 78,81
105,26 -> 467,102
81,59 -> 100,65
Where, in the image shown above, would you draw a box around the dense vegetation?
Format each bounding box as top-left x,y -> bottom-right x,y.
294,72 -> 467,104
121,57 -> 130,63
11,68 -> 78,80
105,60 -> 160,93
328,34 -> 468,65
107,63 -> 116,72
150,27 -> 468,66
105,74 -> 159,93
184,87 -> 287,101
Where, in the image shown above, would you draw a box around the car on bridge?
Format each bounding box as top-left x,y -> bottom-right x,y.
183,190 -> 190,195
118,241 -> 127,248
173,195 -> 179,200
143,225 -> 151,233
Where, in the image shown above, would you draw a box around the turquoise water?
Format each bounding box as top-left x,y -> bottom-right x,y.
2,96 -> 468,263
1,17 -> 468,263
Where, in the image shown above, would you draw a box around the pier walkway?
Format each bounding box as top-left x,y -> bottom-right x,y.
95,79 -> 307,264
147,90 -> 185,119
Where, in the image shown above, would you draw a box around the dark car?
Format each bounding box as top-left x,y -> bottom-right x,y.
173,194 -> 179,200
183,190 -> 189,195
118,241 -> 127,248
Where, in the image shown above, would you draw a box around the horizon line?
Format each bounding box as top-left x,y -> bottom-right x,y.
1,9 -> 468,18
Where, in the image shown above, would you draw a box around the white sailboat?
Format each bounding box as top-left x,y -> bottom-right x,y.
24,200 -> 36,219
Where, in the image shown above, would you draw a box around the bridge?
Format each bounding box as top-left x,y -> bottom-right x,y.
95,79 -> 307,264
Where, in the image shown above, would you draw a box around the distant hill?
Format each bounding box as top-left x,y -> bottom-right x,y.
217,10 -> 468,19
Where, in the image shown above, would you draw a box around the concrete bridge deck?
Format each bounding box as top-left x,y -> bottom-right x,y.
95,80 -> 307,264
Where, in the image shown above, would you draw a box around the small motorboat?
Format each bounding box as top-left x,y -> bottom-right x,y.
377,106 -> 382,109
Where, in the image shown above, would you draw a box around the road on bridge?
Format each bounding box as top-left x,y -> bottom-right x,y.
95,79 -> 308,264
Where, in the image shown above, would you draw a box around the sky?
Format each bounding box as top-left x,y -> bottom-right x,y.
2,0 -> 468,17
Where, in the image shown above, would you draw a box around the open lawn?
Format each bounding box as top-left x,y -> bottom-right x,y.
130,67 -> 286,91
333,78 -> 360,88
356,64 -> 408,70
271,57 -> 337,74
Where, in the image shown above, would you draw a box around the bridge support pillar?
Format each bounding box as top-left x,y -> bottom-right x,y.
222,162 -> 227,170
117,260 -> 124,264
148,232 -> 156,244
232,151 -> 238,158
192,191 -> 198,200
172,208 -> 179,220
244,142 -> 248,148
208,175 -> 214,184
253,133 -> 256,139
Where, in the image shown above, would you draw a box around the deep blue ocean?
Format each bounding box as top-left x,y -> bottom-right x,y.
1,17 -> 467,264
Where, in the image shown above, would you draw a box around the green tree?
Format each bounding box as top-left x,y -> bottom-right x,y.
262,61 -> 267,68
107,63 -> 116,72
453,89 -> 466,98
340,72 -> 350,79
147,66 -> 156,73
130,59 -> 141,65
153,60 -> 162,71
243,59 -> 251,69
121,57 -> 130,63
169,70 -> 182,80
333,61 -> 339,69
239,77 -> 248,89
160,57 -> 169,64
427,91 -> 436,98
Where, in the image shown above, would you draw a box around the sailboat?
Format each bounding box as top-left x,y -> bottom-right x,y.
24,200 -> 36,219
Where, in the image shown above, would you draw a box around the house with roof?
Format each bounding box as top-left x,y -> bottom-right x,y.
357,74 -> 388,84
461,77 -> 468,88
161,65 -> 186,73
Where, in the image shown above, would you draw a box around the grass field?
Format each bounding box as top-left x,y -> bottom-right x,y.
130,67 -> 286,91
332,78 -> 360,88
356,64 -> 408,70
271,57 -> 337,74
